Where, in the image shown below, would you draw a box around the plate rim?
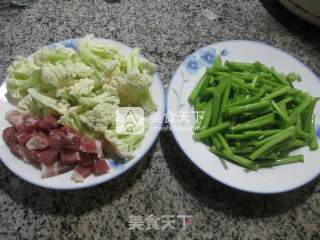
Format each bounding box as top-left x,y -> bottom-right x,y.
166,39 -> 320,194
0,38 -> 166,190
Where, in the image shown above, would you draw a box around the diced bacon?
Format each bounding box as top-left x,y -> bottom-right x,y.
16,145 -> 30,163
80,138 -> 104,158
17,145 -> 39,163
24,116 -> 39,132
3,127 -> 16,144
101,139 -> 110,149
24,115 -> 39,124
3,111 -> 111,183
16,132 -> 32,145
38,114 -> 58,130
49,129 -> 65,141
79,152 -> 97,167
93,160 -> 109,175
26,133 -> 49,150
62,133 -> 81,150
73,165 -> 93,179
3,127 -> 20,157
5,110 -> 24,126
61,126 -> 78,134
16,124 -> 38,134
41,161 -> 74,178
65,132 -> 77,141
38,121 -> 50,131
22,113 -> 33,120
60,151 -> 80,165
80,138 -> 96,152
15,124 -> 26,133
95,140 -> 103,159
37,150 -> 58,166
48,138 -> 62,151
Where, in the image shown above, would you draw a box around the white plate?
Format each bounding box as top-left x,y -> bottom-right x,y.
167,40 -> 320,194
0,38 -> 165,190
278,0 -> 320,27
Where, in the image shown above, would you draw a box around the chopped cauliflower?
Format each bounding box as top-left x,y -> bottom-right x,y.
6,35 -> 157,162
33,46 -> 76,66
68,78 -> 95,97
41,61 -> 93,87
79,103 -> 118,132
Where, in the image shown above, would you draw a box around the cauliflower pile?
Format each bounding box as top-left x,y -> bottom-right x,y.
6,35 -> 157,158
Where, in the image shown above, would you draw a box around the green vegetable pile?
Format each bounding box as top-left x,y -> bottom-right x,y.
6,35 -> 157,159
189,56 -> 319,170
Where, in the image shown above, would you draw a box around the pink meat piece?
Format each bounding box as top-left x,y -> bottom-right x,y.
16,132 -> 32,145
76,165 -> 93,178
47,137 -> 62,151
24,114 -> 39,124
38,114 -> 59,130
80,138 -> 103,158
3,127 -> 20,157
60,151 -> 80,165
49,129 -> 65,141
61,126 -> 78,134
79,152 -> 97,167
24,115 -> 39,132
17,145 -> 40,163
61,132 -> 81,150
26,133 -> 50,150
93,159 -> 109,175
14,114 -> 39,132
41,161 -> 74,178
37,150 -> 58,166
5,110 -> 24,126
15,124 -> 26,133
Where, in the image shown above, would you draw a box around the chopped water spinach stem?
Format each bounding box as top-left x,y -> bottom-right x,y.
189,57 -> 319,170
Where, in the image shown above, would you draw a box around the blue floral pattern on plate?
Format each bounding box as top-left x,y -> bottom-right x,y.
108,159 -> 126,170
184,47 -> 228,74
173,46 -> 229,108
199,48 -> 216,67
221,49 -> 229,56
63,39 -> 78,50
185,55 -> 200,74
47,39 -> 77,50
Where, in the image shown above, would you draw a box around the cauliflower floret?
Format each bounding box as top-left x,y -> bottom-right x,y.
79,103 -> 118,132
68,78 -> 95,97
8,56 -> 41,78
6,56 -> 41,99
139,60 -> 156,76
79,35 -> 120,59
33,47 -> 51,66
126,71 -> 152,89
104,124 -> 148,159
33,46 -> 76,66
28,88 -> 69,115
116,71 -> 152,106
41,61 -> 93,87
103,60 -> 120,77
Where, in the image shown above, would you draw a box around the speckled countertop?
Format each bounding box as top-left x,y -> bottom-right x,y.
1,0 -> 320,239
